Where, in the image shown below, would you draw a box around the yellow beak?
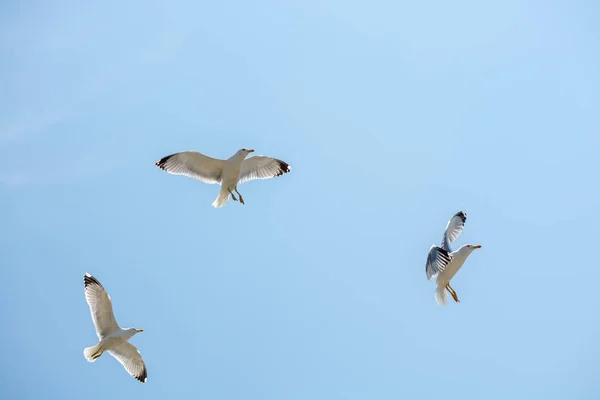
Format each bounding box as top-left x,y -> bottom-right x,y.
136,329 -> 144,332
248,149 -> 255,153
473,245 -> 482,249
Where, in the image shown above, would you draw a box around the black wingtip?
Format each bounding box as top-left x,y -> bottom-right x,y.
136,368 -> 148,383
455,211 -> 467,223
275,159 -> 292,177
84,273 -> 102,289
155,154 -> 175,170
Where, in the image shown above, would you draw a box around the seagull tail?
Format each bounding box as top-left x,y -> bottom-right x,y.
435,284 -> 448,306
212,189 -> 230,208
83,343 -> 104,362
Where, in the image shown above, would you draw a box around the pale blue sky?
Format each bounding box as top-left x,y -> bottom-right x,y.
1,1 -> 599,399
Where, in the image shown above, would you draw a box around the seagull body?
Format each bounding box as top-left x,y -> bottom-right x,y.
155,148 -> 292,208
425,211 -> 481,306
83,273 -> 147,383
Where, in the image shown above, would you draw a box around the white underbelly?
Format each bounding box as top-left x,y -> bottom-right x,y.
100,335 -> 125,349
221,164 -> 241,188
436,258 -> 466,285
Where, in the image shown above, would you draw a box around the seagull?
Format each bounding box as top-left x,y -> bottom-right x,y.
83,273 -> 147,383
155,148 -> 292,208
425,211 -> 482,306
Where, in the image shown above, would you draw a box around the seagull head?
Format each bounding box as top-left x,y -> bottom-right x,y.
238,148 -> 255,157
456,244 -> 482,256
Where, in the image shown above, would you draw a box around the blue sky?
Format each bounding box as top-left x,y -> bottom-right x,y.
1,1 -> 599,398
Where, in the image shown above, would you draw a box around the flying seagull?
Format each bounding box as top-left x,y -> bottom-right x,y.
155,148 -> 292,208
83,273 -> 147,383
425,211 -> 482,306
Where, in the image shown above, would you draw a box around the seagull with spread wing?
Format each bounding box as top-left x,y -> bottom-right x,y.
155,148 -> 292,208
83,273 -> 147,383
425,211 -> 482,306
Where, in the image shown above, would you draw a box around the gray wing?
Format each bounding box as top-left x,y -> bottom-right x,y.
425,246 -> 452,280
155,151 -> 225,184
441,211 -> 467,251
237,156 -> 291,185
84,273 -> 119,339
107,341 -> 148,383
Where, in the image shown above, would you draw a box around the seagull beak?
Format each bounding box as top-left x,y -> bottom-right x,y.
248,149 -> 255,153
473,245 -> 482,249
136,329 -> 144,333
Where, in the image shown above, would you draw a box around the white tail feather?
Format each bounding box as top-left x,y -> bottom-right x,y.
83,343 -> 103,362
435,285 -> 448,306
212,189 -> 230,208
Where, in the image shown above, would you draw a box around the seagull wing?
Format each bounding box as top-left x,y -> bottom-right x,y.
237,156 -> 291,184
425,246 -> 452,280
155,151 -> 225,184
441,211 -> 467,251
107,341 -> 148,383
84,273 -> 119,339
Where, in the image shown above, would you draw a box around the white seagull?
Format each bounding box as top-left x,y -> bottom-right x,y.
425,211 -> 482,306
83,273 -> 147,383
155,148 -> 292,208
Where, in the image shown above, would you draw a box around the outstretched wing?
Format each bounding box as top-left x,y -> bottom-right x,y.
425,246 -> 452,280
155,151 -> 225,184
84,273 -> 119,339
441,211 -> 467,251
107,341 -> 148,383
237,156 -> 291,185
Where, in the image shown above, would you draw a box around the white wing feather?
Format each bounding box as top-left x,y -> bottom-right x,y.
441,211 -> 467,251
155,151 -> 225,184
425,246 -> 452,280
238,156 -> 291,184
107,341 -> 148,383
84,274 -> 119,339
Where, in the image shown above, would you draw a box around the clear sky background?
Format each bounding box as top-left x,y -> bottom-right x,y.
1,1 -> 599,399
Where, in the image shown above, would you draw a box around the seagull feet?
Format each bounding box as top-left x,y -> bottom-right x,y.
450,289 -> 460,303
446,284 -> 460,303
227,187 -> 238,201
234,187 -> 244,205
